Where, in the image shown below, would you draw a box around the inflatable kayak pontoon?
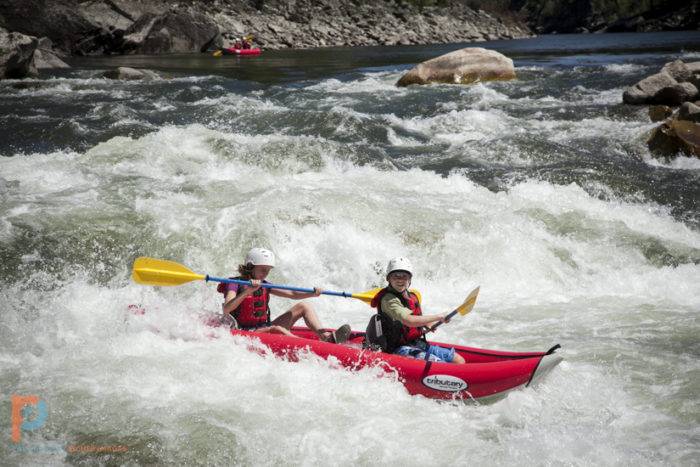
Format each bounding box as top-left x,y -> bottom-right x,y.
231,326 -> 563,401
221,47 -> 261,56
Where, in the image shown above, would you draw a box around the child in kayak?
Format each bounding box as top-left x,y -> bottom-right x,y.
367,257 -> 465,363
218,247 -> 351,343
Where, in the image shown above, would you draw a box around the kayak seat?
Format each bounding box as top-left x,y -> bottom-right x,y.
363,315 -> 388,351
330,324 -> 352,344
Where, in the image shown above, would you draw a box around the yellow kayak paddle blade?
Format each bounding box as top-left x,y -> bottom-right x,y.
456,286 -> 480,315
212,50 -> 223,57
351,287 -> 383,303
351,287 -> 422,304
132,257 -> 206,287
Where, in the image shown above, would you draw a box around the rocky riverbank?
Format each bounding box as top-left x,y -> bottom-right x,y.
0,0 -> 531,60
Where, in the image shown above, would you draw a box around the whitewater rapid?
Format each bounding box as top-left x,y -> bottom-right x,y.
1,35 -> 699,465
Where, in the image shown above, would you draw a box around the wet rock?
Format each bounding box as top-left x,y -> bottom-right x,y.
648,105 -> 673,122
653,82 -> 698,106
623,72 -> 677,105
396,47 -> 515,87
624,60 -> 700,107
0,27 -> 38,79
678,101 -> 700,123
685,61 -> 700,89
661,59 -> 692,82
647,116 -> 700,159
102,66 -> 160,80
670,119 -> 700,157
647,122 -> 684,157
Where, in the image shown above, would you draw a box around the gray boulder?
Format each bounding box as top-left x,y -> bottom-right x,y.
102,66 -> 160,80
653,82 -> 698,106
33,37 -> 69,69
678,101 -> 700,123
121,11 -> 221,54
648,105 -> 673,122
0,27 -> 38,79
661,59 -> 692,82
685,61 -> 700,89
396,47 -> 516,87
0,0 -> 97,54
623,72 -> 677,105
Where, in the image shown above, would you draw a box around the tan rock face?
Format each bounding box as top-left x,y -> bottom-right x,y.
671,120 -> 700,156
396,47 -> 516,87
647,118 -> 700,158
648,105 -> 673,122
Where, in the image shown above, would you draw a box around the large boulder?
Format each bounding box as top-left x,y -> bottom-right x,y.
120,11 -> 221,54
678,101 -> 700,123
396,47 -> 516,87
32,37 -> 69,69
0,0 -> 97,54
0,27 -> 38,79
648,105 -> 673,122
647,116 -> 700,159
623,72 -> 677,105
0,0 -> 169,55
653,82 -> 698,106
661,59 -> 692,82
671,119 -> 700,157
623,60 -> 700,106
101,66 -> 160,80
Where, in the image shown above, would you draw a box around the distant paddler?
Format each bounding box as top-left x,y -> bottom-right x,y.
213,34 -> 259,57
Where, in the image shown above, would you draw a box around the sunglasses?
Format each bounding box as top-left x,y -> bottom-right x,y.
390,272 -> 411,280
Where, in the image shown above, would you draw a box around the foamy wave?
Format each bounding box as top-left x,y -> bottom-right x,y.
644,153 -> 700,170
7,81 -> 131,99
603,63 -> 645,74
304,71 -> 404,94
384,108 -> 513,146
680,51 -> 700,60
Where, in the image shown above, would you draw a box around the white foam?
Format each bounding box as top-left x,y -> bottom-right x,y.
603,63 -> 645,74
304,71 -> 405,95
2,60 -> 699,464
384,107 -> 514,147
644,153 -> 700,170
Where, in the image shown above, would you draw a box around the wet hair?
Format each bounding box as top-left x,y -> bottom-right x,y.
238,263 -> 254,278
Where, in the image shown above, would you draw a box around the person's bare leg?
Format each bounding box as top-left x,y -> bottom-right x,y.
271,302 -> 331,339
254,325 -> 295,336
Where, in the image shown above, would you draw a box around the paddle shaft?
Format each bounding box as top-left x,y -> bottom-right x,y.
426,309 -> 460,333
206,275 -> 354,298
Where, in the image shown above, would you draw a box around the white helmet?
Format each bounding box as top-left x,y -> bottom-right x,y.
245,247 -> 275,267
386,257 -> 412,277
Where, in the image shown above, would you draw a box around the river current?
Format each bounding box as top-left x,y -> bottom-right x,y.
1,32 -> 699,465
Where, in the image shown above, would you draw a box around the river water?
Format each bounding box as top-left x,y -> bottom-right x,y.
1,32 -> 699,465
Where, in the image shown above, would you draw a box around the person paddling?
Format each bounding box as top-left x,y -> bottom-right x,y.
218,247 -> 351,343
367,257 -> 466,363
242,34 -> 253,49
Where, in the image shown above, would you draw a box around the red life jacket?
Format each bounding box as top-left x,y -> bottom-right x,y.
218,277 -> 270,328
370,287 -> 424,351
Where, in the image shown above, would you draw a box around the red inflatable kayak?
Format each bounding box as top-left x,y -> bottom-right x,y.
221,47 -> 261,56
231,326 -> 563,401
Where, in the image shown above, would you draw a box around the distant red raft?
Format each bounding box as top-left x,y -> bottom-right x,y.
220,47 -> 262,56
231,326 -> 563,401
